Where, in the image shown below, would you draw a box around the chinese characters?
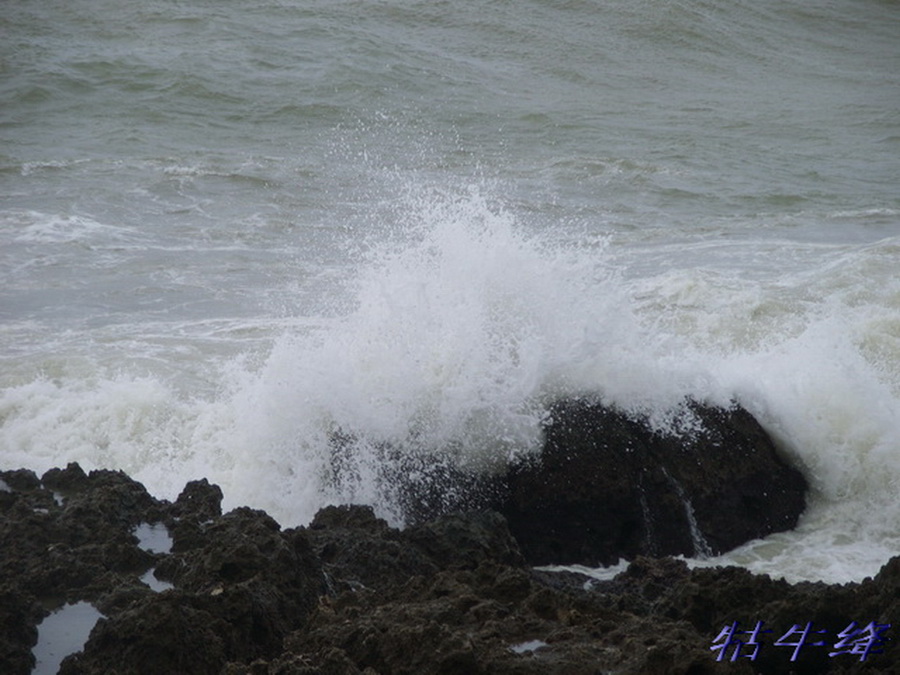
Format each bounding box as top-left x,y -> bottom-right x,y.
711,620 -> 890,663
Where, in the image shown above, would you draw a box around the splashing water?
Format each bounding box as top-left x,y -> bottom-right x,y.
2,188 -> 899,584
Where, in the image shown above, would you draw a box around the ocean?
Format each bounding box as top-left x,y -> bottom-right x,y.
2,0 -> 898,585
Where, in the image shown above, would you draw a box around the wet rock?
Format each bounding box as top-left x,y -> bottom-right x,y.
171,477 -> 223,522
1,468 -> 41,491
306,505 -> 522,595
56,506 -> 325,673
0,588 -> 40,675
502,398 -> 808,565
41,462 -> 90,494
326,431 -> 505,526
404,510 -> 524,570
219,542 -> 900,674
0,465 -> 159,675
280,558 -> 749,675
306,504 -> 432,593
3,463 -> 891,675
330,398 -> 807,567
58,594 -> 228,675
144,507 -> 325,665
0,464 -> 325,674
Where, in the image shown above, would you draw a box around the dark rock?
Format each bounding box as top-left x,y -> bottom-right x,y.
306,504 -> 432,593
329,398 -> 807,568
326,432 -> 505,526
0,468 -> 41,491
54,469 -> 165,549
171,477 -> 223,522
1,464 -> 147,602
0,465 -> 325,674
404,510 -> 524,570
283,557 -> 750,675
0,588 -> 40,675
306,505 -> 522,595
59,594 -> 228,675
41,462 -> 90,493
501,398 -> 807,565
310,503 -> 391,532
147,507 -> 325,662
0,463 -> 894,674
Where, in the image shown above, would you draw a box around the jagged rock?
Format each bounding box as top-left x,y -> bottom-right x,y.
281,558 -> 749,675
0,464 -> 894,674
0,464 -> 325,675
329,397 -> 807,567
59,506 -> 325,673
171,477 -> 223,522
306,505 -> 523,595
58,595 -> 227,675
325,432 -> 505,526
501,398 -> 808,565
307,504 -> 437,594
1,468 -> 41,491
404,510 -> 525,570
1,466 -> 155,604
290,509 -> 748,674
41,462 -> 90,493
0,588 -> 40,675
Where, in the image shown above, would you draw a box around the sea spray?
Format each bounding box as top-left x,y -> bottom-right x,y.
619,235 -> 900,583
1,188 -> 899,583
206,188 -> 674,524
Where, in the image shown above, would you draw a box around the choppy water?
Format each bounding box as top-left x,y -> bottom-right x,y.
2,0 -> 899,584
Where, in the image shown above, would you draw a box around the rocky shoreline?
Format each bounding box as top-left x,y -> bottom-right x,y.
1,461 -> 897,675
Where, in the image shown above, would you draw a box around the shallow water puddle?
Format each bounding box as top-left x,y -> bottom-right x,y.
140,568 -> 174,592
133,522 -> 172,554
32,602 -> 104,674
509,639 -> 548,654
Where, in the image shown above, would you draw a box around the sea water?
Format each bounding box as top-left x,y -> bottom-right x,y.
2,0 -> 898,584
31,602 -> 104,675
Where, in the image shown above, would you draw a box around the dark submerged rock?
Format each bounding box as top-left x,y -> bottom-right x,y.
501,398 -> 808,565
330,397 -> 808,567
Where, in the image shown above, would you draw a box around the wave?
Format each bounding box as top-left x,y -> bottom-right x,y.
2,187 -> 899,583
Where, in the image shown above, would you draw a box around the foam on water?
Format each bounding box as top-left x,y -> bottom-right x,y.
618,235 -> 900,583
1,190 -> 899,583
9,212 -> 134,245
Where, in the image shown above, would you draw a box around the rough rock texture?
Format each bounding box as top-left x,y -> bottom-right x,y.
503,398 -> 808,565
307,505 -> 523,595
331,398 -> 808,567
0,463 -> 887,675
244,505 -> 898,675
0,464 -> 324,675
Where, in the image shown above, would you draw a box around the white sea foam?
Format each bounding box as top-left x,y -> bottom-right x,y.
1,191 -> 898,583
7,211 -> 135,245
3,0 -> 898,592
